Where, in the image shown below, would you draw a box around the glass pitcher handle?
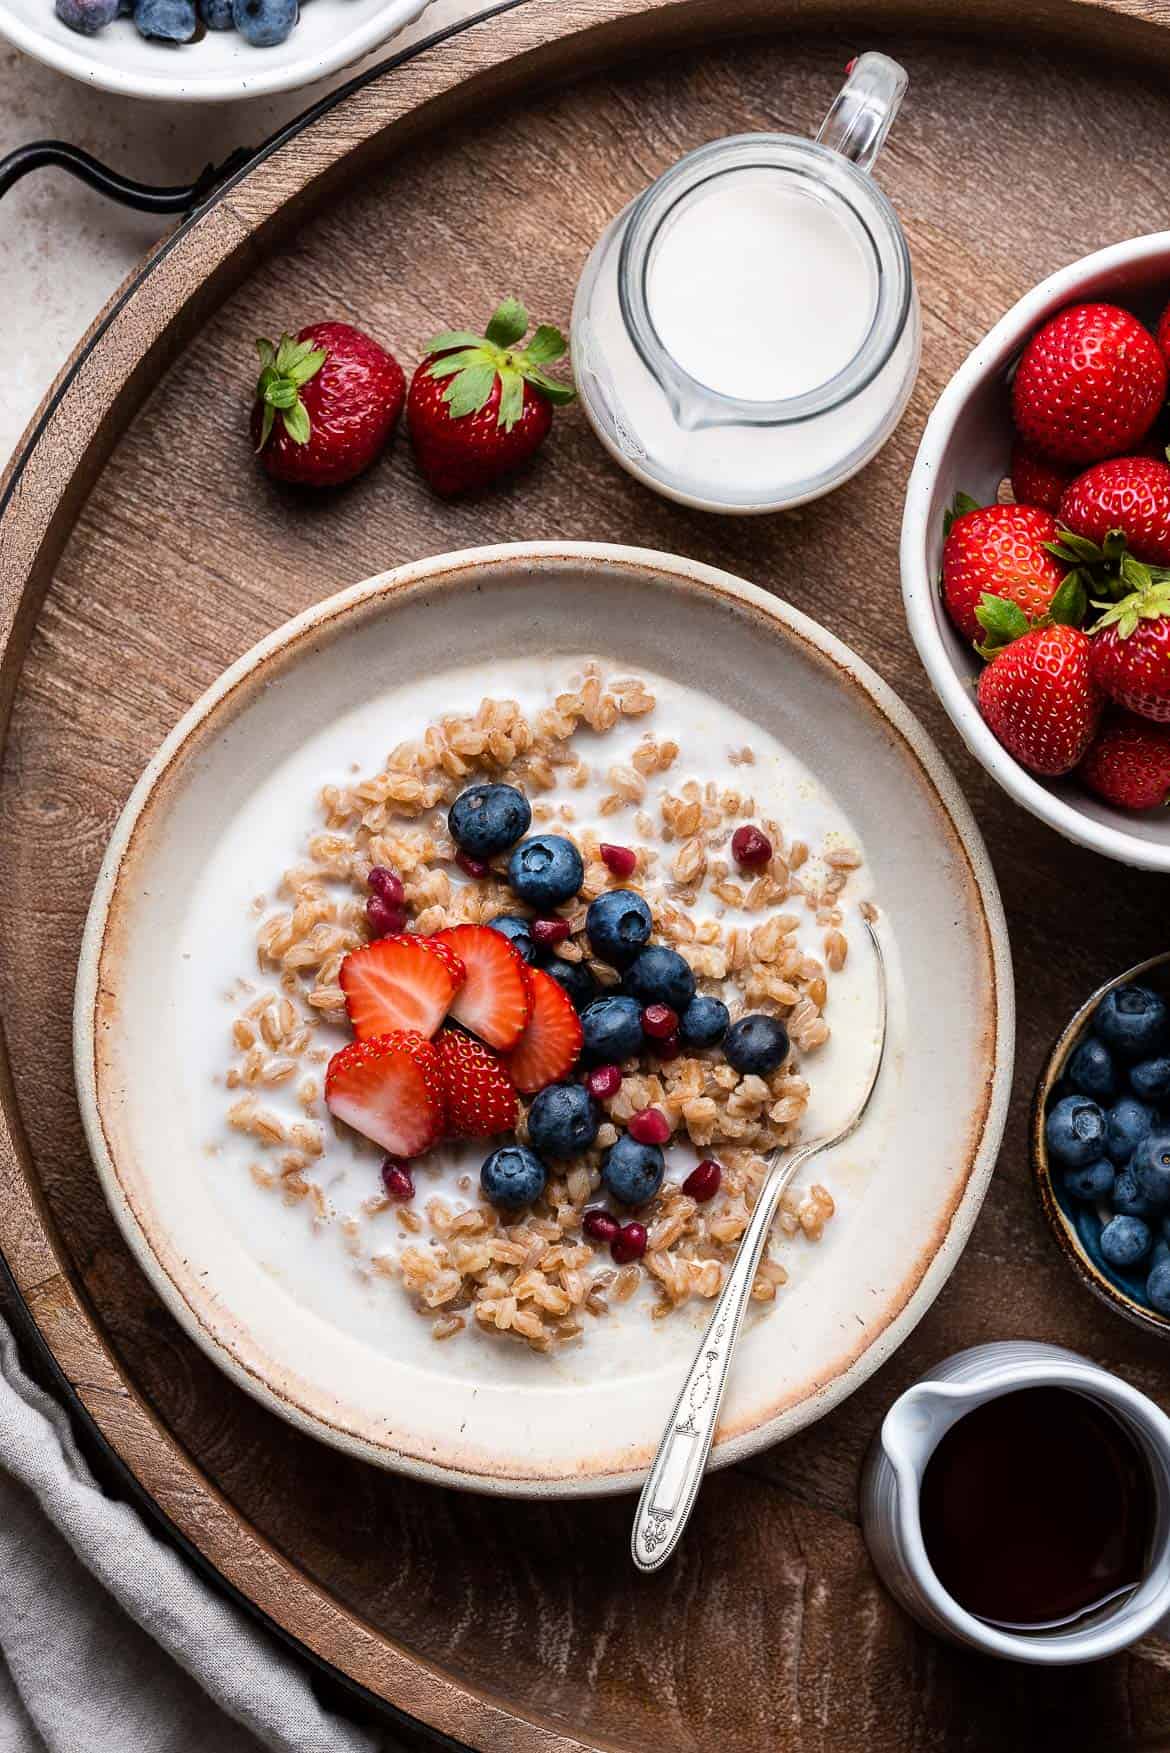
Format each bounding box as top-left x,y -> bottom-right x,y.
815,51 -> 908,175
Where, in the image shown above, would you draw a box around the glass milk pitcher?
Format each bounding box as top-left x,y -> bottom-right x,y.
571,53 -> 919,514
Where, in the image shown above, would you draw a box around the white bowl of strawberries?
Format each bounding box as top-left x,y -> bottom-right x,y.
902,233 -> 1170,871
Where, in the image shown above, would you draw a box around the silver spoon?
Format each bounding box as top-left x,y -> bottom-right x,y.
631,916 -> 888,1572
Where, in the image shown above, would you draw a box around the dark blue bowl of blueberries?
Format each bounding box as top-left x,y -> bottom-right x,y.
1033,954 -> 1170,1335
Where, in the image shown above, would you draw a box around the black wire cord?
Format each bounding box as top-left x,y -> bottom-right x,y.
0,138 -> 256,212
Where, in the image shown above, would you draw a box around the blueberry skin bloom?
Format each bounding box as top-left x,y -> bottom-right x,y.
1113,1167 -> 1155,1219
1147,1258 -> 1170,1315
1105,1096 -> 1156,1165
1065,1035 -> 1117,1102
487,914 -> 538,965
1132,1131 -> 1170,1208
580,996 -> 644,1064
543,958 -> 598,1012
622,946 -> 696,1012
679,995 -> 730,1048
507,835 -> 584,908
1064,1158 -> 1115,1202
199,0 -> 233,24
1044,1094 -> 1107,1169
527,1083 -> 600,1159
1100,1213 -> 1152,1270
232,0 -> 297,41
1131,1056 -> 1170,1102
602,1134 -> 665,1206
55,0 -> 119,31
585,889 -> 652,968
1094,984 -> 1169,1062
449,783 -> 531,859
725,1014 -> 791,1076
480,1145 -> 547,1210
133,0 -> 196,38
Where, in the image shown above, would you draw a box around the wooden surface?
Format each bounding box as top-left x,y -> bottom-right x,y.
8,3 -> 1170,1749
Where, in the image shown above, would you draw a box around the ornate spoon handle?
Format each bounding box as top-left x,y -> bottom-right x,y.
630,1142 -> 814,1572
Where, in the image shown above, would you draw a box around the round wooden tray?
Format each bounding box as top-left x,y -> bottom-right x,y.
6,2 -> 1170,1747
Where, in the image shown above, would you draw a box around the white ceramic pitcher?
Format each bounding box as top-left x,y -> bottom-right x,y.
861,1342 -> 1170,1664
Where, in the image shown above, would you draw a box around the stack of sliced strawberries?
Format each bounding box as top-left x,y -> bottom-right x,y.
324,925 -> 583,1159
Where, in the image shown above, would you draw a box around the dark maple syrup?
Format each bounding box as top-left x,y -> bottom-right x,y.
918,1387 -> 1156,1629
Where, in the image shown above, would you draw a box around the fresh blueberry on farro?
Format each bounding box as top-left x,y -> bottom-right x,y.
527,1083 -> 600,1159
487,913 -> 539,964
507,834 -> 584,907
580,996 -> 645,1063
586,889 -> 653,968
621,945 -> 696,1012
725,1014 -> 790,1076
602,1134 -> 666,1206
480,1144 -> 547,1210
449,783 -> 532,859
679,995 -> 730,1048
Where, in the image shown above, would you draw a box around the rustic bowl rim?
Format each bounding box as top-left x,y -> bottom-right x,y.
901,230 -> 1170,874
1031,949 -> 1170,1337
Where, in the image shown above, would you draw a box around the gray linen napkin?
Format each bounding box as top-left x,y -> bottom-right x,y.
0,1313 -> 391,1753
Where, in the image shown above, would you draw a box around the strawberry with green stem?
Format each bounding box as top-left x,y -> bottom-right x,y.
251,321 -> 406,488
407,298 -> 575,497
1089,573 -> 1170,722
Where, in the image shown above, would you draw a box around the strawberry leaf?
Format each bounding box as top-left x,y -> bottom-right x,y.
255,337 -> 276,372
973,592 -> 1031,657
265,378 -> 299,411
522,324 -> 568,366
1049,573 -> 1087,627
442,362 -> 497,419
1120,552 -> 1155,594
496,368 -> 525,432
943,490 -> 981,538
286,346 -> 327,388
427,347 -> 490,382
425,329 -> 491,353
1047,531 -> 1102,565
281,400 -> 311,445
485,298 -> 529,348
520,364 -> 577,405
256,401 -> 275,452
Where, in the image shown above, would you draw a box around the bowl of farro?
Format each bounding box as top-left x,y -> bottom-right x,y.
75,542 -> 1012,1495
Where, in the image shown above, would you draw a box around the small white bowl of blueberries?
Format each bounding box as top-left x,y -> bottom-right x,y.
1034,954 -> 1170,1334
0,0 -> 432,100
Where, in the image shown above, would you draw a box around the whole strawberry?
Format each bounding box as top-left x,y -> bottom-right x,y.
408,298 -> 575,496
1059,455 -> 1170,566
1011,303 -> 1166,466
1080,713 -> 1170,811
1009,440 -> 1073,515
977,622 -> 1102,776
1090,580 -> 1170,721
252,321 -> 405,487
941,496 -> 1065,642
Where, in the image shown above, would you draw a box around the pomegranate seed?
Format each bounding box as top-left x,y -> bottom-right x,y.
381,1157 -> 415,1201
367,865 -> 404,905
628,1107 -> 671,1145
653,1034 -> 681,1061
583,1208 -> 620,1243
367,894 -> 407,939
611,1221 -> 647,1264
642,1004 -> 678,1039
531,916 -> 571,946
600,843 -> 637,878
731,825 -> 773,869
586,1064 -> 623,1100
456,851 -> 490,879
683,1159 -> 722,1202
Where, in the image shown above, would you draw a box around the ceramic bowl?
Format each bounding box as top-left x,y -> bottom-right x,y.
1032,951 -> 1170,1337
75,542 -> 1013,1494
901,232 -> 1170,874
0,0 -> 432,102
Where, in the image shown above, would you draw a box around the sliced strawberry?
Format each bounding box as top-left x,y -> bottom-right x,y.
418,933 -> 467,987
340,934 -> 464,1041
432,923 -> 532,1051
436,1028 -> 517,1137
506,967 -> 584,1094
325,1031 -> 445,1158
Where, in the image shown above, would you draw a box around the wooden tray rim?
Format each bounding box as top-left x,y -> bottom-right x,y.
5,0 -> 1170,1745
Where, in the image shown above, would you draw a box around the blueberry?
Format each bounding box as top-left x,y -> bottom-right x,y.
449,783 -> 531,860
1044,1095 -> 1107,1169
622,946 -> 696,1012
585,889 -> 652,968
487,913 -> 538,965
1132,1130 -> 1170,1208
507,835 -> 584,908
1064,1158 -> 1115,1202
602,1133 -> 665,1206
1147,1258 -> 1170,1316
679,995 -> 730,1048
55,0 -> 118,31
1065,1036 -> 1117,1102
198,0 -> 232,23
1100,1213 -> 1152,1269
1094,984 -> 1168,1062
232,0 -> 296,40
580,996 -> 644,1064
480,1144 -> 546,1210
1112,1167 -> 1155,1218
1131,1056 -> 1170,1102
725,1013 -> 790,1076
1106,1096 -> 1156,1164
527,1083 -> 600,1159
133,0 -> 195,36
543,958 -> 597,1012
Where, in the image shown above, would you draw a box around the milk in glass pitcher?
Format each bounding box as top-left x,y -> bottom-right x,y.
571,53 -> 919,514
